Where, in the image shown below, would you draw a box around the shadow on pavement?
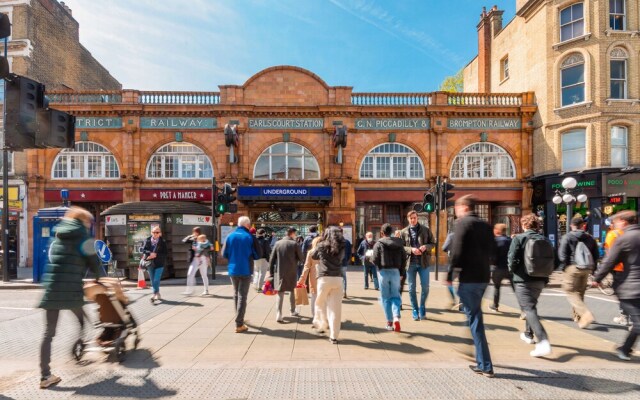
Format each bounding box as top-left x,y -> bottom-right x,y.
496,365 -> 640,395
544,344 -> 640,364
49,374 -> 177,398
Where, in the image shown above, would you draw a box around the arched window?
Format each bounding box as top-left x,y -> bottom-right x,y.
450,143 -> 515,180
610,47 -> 628,99
561,54 -> 585,106
253,142 -> 320,180
359,143 -> 424,179
52,142 -> 119,179
146,142 -> 213,179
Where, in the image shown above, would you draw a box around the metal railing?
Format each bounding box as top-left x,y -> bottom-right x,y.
447,93 -> 523,106
138,91 -> 220,104
351,92 -> 432,106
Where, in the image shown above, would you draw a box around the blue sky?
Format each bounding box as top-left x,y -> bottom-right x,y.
62,0 -> 516,92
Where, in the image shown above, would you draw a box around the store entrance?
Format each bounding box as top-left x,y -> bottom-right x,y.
251,210 -> 322,242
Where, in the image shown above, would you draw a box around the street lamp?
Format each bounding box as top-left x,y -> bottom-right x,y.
552,177 -> 588,230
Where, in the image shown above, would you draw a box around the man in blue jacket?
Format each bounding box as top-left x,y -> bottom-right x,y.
224,216 -> 259,333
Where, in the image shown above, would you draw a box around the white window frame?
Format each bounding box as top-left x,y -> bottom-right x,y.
609,0 -> 626,30
561,129 -> 586,171
52,142 -> 120,180
146,142 -> 213,180
253,142 -> 320,180
610,47 -> 628,99
560,54 -> 586,107
449,142 -> 516,180
0,152 -> 14,175
559,3 -> 585,42
359,143 -> 425,180
611,126 -> 628,167
501,56 -> 509,81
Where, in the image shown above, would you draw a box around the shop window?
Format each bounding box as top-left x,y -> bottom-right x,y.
367,205 -> 383,222
560,3 -> 584,42
609,0 -> 626,30
146,142 -> 212,179
560,54 -> 585,106
52,142 -> 119,179
611,126 -> 628,167
476,204 -> 489,221
0,152 -> 13,175
610,47 -> 628,99
561,129 -> 586,171
253,142 -> 320,180
359,143 -> 424,180
449,142 -> 515,180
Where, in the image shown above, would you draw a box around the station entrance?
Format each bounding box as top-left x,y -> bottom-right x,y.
251,210 -> 322,241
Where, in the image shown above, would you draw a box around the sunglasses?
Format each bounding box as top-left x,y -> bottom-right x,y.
152,231 -> 161,234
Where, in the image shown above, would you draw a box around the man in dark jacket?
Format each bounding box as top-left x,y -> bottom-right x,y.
449,195 -> 495,378
357,231 -> 379,290
302,225 -> 319,259
269,226 -> 304,322
341,237 -> 352,298
559,215 -> 599,329
592,210 -> 640,360
489,223 -> 513,312
372,224 -> 405,332
400,210 -> 436,321
508,214 -> 551,358
253,228 -> 272,291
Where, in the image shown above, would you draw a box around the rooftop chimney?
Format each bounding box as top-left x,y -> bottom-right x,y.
477,5 -> 504,93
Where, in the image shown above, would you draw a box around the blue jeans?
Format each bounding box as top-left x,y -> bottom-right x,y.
341,266 -> 348,293
378,269 -> 401,322
457,282 -> 493,372
364,264 -> 379,289
148,266 -> 164,294
407,264 -> 429,315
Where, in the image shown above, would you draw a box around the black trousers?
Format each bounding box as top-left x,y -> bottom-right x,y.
618,298 -> 640,356
40,308 -> 84,378
491,268 -> 514,308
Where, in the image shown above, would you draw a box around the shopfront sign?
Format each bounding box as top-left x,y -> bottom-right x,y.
140,117 -> 217,129
355,118 -> 430,130
545,174 -> 601,198
129,214 -> 161,222
447,118 -> 521,130
182,214 -> 213,226
44,189 -> 123,202
238,186 -> 333,201
139,188 -> 212,201
248,118 -> 323,130
105,215 -> 126,225
603,173 -> 640,197
75,117 -> 122,129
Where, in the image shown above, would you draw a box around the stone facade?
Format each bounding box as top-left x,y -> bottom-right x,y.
29,66 -> 535,271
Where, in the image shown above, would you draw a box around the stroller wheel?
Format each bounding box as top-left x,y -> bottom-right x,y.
72,339 -> 85,361
114,340 -> 126,363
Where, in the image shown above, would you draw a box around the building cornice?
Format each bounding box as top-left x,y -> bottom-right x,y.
516,0 -> 546,19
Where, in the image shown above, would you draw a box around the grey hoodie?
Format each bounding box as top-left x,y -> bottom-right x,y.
372,236 -> 406,270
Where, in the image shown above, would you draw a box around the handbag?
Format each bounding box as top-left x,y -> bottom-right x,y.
262,280 -> 277,295
294,284 -> 309,305
140,240 -> 159,270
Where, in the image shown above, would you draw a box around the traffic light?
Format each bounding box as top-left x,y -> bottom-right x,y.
413,192 -> 435,213
35,109 -> 76,148
215,183 -> 237,214
0,13 -> 10,79
440,182 -> 455,210
4,75 -> 46,150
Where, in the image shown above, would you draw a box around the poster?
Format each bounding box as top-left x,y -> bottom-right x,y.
341,225 -> 353,244
220,226 -> 236,252
127,221 -> 160,265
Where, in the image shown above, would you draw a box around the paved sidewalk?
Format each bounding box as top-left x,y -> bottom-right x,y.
1,270 -> 638,399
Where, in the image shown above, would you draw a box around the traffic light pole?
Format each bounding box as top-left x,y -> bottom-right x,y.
2,37 -> 8,282
211,177 -> 217,280
434,176 -> 441,279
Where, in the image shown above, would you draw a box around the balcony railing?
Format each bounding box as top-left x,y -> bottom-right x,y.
46,91 -> 122,103
351,93 -> 432,106
138,91 -> 220,104
447,93 -> 523,106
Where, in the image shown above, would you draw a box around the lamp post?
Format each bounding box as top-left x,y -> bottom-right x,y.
552,177 -> 588,235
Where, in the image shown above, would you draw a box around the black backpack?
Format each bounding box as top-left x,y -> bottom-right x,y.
523,234 -> 555,278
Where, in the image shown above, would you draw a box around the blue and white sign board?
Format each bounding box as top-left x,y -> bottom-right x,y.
237,186 -> 333,201
94,240 -> 112,263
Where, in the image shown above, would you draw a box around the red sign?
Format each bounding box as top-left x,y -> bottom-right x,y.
608,194 -> 626,205
139,188 -> 211,201
44,189 -> 123,202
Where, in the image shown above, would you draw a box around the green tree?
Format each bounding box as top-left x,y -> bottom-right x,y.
439,69 -> 464,92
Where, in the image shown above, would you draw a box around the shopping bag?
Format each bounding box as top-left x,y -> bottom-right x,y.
294,285 -> 309,305
262,280 -> 277,295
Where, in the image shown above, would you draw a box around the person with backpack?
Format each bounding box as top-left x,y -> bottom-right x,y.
558,215 -> 599,329
508,214 -> 553,357
357,232 -> 379,290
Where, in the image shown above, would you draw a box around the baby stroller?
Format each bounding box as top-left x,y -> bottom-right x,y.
73,278 -> 140,362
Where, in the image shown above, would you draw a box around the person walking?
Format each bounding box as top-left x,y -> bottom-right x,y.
508,214 -> 552,357
341,237 -> 352,299
183,234 -> 212,296
269,226 -> 304,322
449,195 -> 495,378
253,228 -> 272,292
298,236 -> 322,318
143,226 -> 168,304
39,206 -> 100,389
182,226 -> 201,269
311,226 -> 346,344
604,215 -> 630,327
489,223 -> 513,312
592,210 -> 640,360
443,231 -> 461,310
357,232 -> 379,290
372,224 -> 405,332
400,210 -> 435,321
302,225 -> 319,259
223,216 -> 259,333
558,215 -> 599,328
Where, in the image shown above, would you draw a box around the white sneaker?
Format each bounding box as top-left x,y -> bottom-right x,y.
530,340 -> 551,357
276,311 -> 283,323
520,332 -> 535,345
201,291 -> 209,296
613,315 -> 629,326
181,291 -> 193,295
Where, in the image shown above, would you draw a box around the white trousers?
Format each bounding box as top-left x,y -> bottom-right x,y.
186,256 -> 209,293
253,258 -> 269,290
313,276 -> 343,340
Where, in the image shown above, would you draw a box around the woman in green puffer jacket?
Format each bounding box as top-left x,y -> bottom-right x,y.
38,206 -> 100,389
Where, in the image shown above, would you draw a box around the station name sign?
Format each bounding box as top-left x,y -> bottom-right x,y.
238,186 -> 333,201
75,117 -> 122,129
355,118 -> 430,130
447,118 -> 521,130
140,117 -> 217,129
248,118 -> 323,130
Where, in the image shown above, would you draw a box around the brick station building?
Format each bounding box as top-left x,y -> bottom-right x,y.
28,66 -> 535,267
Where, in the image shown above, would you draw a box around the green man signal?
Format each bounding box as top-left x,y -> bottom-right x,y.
413,192 -> 435,213
216,183 -> 237,214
